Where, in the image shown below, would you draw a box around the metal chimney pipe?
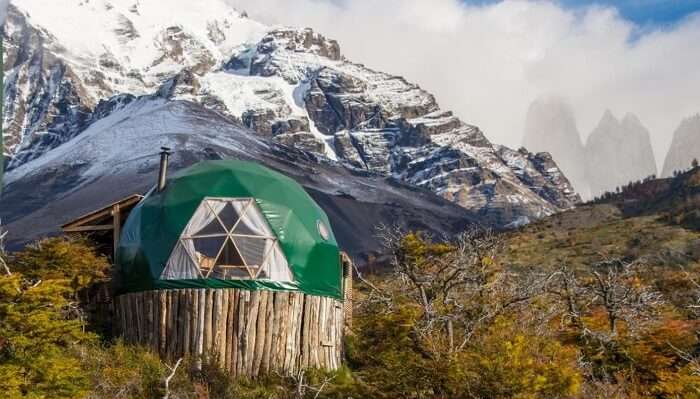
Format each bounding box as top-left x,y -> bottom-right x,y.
157,147 -> 172,192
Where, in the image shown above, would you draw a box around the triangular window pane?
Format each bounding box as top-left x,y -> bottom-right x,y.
210,238 -> 250,279
261,241 -> 293,282
161,241 -> 201,280
233,219 -> 257,235
191,236 -> 226,273
233,202 -> 273,236
215,238 -> 245,267
217,202 -> 243,230
188,203 -> 227,236
233,236 -> 269,268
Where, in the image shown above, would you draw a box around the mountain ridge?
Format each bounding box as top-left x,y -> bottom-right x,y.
3,0 -> 579,230
0,98 -> 481,263
522,97 -> 588,198
662,113 -> 700,177
584,109 -> 657,197
523,98 -> 663,199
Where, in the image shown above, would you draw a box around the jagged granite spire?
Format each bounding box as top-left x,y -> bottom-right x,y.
584,110 -> 657,196
522,97 -> 588,198
662,114 -> 700,177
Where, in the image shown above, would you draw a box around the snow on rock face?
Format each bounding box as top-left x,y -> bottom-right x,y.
495,146 -> 580,209
2,6 -> 94,161
14,0 -> 266,77
249,28 -> 341,80
0,99 -> 480,262
4,0 -> 580,226
3,0 -> 267,161
220,27 -> 580,222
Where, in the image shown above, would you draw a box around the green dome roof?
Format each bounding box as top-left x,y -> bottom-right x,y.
116,160 -> 342,299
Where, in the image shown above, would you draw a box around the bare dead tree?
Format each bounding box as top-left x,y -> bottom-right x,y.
0,219 -> 11,276
374,224 -> 543,356
578,362 -> 632,399
589,259 -> 664,334
545,265 -> 592,337
350,250 -> 394,311
685,271 -> 700,318
670,342 -> 700,377
162,357 -> 183,399
289,370 -> 335,399
546,258 -> 664,341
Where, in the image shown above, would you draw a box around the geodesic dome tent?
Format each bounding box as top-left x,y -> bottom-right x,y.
116,160 -> 342,299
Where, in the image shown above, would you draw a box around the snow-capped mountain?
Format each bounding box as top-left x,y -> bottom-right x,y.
662,114 -> 700,177
3,0 -> 579,227
0,98 -> 479,261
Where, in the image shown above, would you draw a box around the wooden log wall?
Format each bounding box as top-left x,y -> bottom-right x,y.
114,289 -> 344,377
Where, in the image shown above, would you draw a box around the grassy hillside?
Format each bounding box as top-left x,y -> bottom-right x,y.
506,204 -> 698,268
505,167 -> 700,312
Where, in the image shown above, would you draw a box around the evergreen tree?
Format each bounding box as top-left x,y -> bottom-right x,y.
0,237 -> 109,398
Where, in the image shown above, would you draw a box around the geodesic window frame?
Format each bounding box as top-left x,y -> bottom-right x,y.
160,197 -> 293,282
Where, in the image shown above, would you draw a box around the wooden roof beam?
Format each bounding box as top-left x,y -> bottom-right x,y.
63,224 -> 115,233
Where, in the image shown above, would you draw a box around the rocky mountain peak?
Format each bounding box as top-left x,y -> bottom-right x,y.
599,109 -> 617,126
522,96 -> 588,197
592,110 -> 621,137
524,99 -> 664,199
622,112 -> 642,127
3,0 -> 581,228
585,110 -> 657,196
662,113 -> 700,177
681,113 -> 700,127
258,28 -> 341,61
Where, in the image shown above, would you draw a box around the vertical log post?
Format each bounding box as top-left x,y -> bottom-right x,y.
112,204 -> 121,261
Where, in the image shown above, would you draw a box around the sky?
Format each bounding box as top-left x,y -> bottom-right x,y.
558,0 -> 700,25
229,0 -> 700,168
475,0 -> 700,26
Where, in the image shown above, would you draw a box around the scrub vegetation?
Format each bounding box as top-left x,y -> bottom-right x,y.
1,169 -> 699,398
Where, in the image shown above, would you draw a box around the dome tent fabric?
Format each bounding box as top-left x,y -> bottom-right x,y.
116,160 -> 342,299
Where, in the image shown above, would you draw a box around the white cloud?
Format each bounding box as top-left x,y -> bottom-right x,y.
227,0 -> 700,167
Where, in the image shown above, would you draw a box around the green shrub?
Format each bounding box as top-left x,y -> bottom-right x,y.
0,273 -> 95,398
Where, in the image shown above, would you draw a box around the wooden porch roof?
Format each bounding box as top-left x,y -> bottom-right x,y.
61,194 -> 143,232
61,194 -> 143,259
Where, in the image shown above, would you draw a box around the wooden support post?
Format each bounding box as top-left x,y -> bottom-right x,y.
225,290 -> 237,371
159,291 -> 167,356
183,289 -> 191,356
261,291 -> 274,374
235,290 -> 248,376
112,204 -> 121,261
204,289 -> 214,357
219,289 -> 229,368
253,290 -> 268,375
